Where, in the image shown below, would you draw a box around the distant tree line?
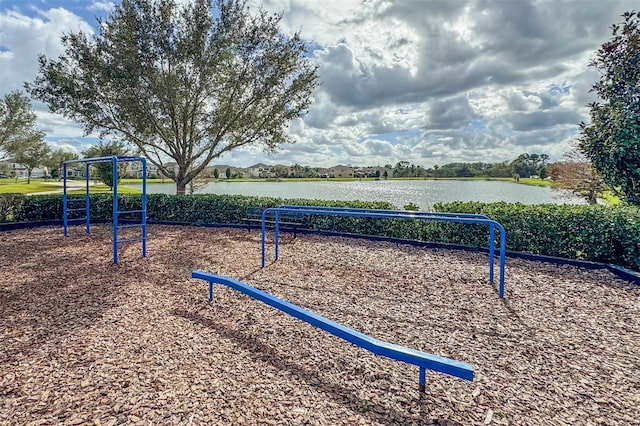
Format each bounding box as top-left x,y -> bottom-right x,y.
0,90 -> 79,183
387,153 -> 549,179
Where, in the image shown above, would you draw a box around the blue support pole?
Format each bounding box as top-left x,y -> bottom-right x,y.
141,158 -> 147,258
489,223 -> 495,283
499,227 -> 506,298
261,211 -> 267,268
275,210 -> 280,261
419,367 -> 427,393
85,162 -> 90,234
63,162 -> 68,237
112,156 -> 118,264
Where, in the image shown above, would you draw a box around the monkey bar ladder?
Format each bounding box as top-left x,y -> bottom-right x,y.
62,155 -> 147,264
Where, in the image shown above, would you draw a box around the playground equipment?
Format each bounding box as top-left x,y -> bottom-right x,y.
62,155 -> 147,264
262,205 -> 507,298
279,204 -> 496,281
191,271 -> 474,392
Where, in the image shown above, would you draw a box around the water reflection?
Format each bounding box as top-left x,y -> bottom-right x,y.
125,179 -> 584,210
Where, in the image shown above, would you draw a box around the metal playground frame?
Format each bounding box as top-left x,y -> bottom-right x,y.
192,205 -> 507,392
262,205 -> 507,298
62,155 -> 147,264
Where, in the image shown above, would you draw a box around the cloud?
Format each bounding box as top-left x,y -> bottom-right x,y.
507,110 -> 583,132
88,2 -> 115,13
1,0 -> 638,169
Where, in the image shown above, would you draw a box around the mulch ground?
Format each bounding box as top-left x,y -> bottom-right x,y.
0,224 -> 639,425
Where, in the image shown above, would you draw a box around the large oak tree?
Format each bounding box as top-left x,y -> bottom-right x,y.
28,0 -> 318,194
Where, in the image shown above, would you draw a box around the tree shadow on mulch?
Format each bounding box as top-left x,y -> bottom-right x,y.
0,248 -> 124,366
173,308 -> 460,426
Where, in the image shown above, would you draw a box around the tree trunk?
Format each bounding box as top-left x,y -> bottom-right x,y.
27,169 -> 32,184
176,182 -> 186,195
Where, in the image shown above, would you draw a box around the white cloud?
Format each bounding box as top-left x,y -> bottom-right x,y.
88,2 -> 115,13
1,0 -> 637,169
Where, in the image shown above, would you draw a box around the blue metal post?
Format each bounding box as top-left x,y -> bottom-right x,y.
261,211 -> 267,268
275,210 -> 280,261
141,158 -> 147,258
112,156 -> 118,264
499,227 -> 506,298
63,162 -> 68,236
85,162 -> 91,234
419,367 -> 426,393
489,223 -> 495,283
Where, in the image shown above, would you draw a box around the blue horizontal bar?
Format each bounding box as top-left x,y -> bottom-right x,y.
64,155 -> 145,166
192,271 -> 474,381
67,208 -> 87,212
279,205 -> 490,219
269,207 -> 498,226
117,210 -> 145,215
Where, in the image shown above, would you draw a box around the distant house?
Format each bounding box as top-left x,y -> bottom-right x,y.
245,163 -> 274,178
66,167 -> 84,178
125,161 -> 159,178
160,162 -> 179,178
328,165 -> 354,178
205,164 -> 243,178
316,168 -> 330,178
354,166 -> 393,178
0,158 -> 48,178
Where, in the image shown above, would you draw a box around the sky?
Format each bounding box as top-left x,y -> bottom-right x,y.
0,0 -> 637,169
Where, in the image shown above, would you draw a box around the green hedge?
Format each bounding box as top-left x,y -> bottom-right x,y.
433,201 -> 640,271
1,194 -> 638,271
1,193 -> 394,226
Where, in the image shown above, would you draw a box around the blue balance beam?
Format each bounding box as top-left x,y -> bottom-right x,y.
192,271 -> 474,392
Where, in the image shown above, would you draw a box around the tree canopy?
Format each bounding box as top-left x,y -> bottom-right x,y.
510,153 -> 549,179
28,0 -> 319,194
578,11 -> 640,205
549,151 -> 609,205
82,141 -> 129,190
0,91 -> 43,159
44,149 -> 79,180
11,136 -> 50,184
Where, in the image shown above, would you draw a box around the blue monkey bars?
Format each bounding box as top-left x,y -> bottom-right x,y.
261,206 -> 507,298
191,271 -> 474,392
62,155 -> 147,264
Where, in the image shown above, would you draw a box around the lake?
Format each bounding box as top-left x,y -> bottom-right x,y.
124,179 -> 584,210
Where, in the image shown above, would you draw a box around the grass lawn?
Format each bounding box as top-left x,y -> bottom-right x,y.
600,191 -> 622,205
68,185 -> 140,195
0,179 -> 140,195
0,181 -> 59,194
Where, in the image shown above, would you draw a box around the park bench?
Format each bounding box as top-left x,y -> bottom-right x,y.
244,207 -> 306,237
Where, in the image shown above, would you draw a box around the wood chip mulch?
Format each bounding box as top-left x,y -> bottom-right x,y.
1,225 -> 639,426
